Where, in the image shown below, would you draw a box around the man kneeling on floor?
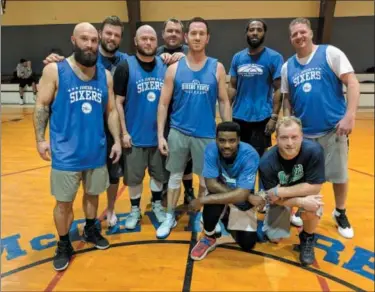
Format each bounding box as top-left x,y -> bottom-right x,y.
259,116 -> 325,266
189,121 -> 265,260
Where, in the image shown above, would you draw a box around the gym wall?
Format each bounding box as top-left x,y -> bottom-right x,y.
1,0 -> 374,75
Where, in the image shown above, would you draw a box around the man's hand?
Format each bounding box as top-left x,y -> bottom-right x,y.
122,133 -> 132,148
265,119 -> 277,136
336,115 -> 355,136
43,53 -> 65,65
37,141 -> 51,161
169,52 -> 185,64
160,53 -> 172,64
248,194 -> 266,211
189,198 -> 203,212
110,141 -> 122,164
297,195 -> 324,212
266,187 -> 280,204
158,137 -> 169,156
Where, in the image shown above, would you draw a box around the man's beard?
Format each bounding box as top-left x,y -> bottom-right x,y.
247,35 -> 265,49
136,45 -> 156,57
101,38 -> 120,54
73,44 -> 98,67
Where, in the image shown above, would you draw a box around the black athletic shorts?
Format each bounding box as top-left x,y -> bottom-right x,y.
233,117 -> 272,157
19,76 -> 35,88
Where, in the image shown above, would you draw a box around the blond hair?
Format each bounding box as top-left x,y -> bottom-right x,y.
289,17 -> 312,32
276,116 -> 303,135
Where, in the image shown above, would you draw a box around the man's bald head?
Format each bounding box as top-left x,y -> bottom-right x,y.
135,25 -> 157,39
73,22 -> 98,38
71,22 -> 99,67
134,24 -> 158,57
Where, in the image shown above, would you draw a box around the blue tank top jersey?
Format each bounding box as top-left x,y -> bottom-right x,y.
50,60 -> 108,171
170,57 -> 218,138
98,51 -> 128,75
125,56 -> 167,147
287,45 -> 346,136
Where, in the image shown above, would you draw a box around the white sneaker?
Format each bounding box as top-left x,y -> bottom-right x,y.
19,99 -> 24,105
291,213 -> 303,227
152,201 -> 166,223
125,207 -> 141,229
332,210 -> 354,239
156,214 -> 177,239
107,212 -> 118,228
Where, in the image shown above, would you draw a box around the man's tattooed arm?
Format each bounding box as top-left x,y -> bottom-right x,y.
32,63 -> 57,143
33,105 -> 50,142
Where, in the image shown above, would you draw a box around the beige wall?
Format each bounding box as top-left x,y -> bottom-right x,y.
335,0 -> 374,17
2,1 -> 128,26
140,1 -> 320,21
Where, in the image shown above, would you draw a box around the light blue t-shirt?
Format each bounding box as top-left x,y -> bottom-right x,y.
229,47 -> 284,122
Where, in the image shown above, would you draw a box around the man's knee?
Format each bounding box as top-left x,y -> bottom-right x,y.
168,172 -> 184,189
235,232 -> 257,252
55,201 -> 73,214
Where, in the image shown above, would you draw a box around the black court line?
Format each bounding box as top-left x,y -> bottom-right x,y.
0,240 -> 366,292
1,165 -> 50,177
349,168 -> 374,177
182,231 -> 197,292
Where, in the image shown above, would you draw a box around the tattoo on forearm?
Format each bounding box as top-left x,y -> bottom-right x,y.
34,106 -> 50,142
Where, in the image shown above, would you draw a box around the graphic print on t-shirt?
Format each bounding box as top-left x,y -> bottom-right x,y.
277,164 -> 304,186
237,63 -> 264,77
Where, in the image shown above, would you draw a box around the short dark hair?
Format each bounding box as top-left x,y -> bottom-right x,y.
100,15 -> 124,34
245,19 -> 268,33
216,121 -> 241,137
186,17 -> 209,34
163,18 -> 184,31
20,58 -> 27,63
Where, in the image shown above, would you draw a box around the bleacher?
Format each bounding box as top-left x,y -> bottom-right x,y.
1,74 -> 374,109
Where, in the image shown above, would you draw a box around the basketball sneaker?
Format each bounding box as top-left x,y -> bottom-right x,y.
53,240 -> 74,271
299,231 -> 315,266
82,225 -> 110,250
125,206 -> 141,229
156,213 -> 177,239
190,236 -> 216,261
152,200 -> 166,223
332,209 -> 354,238
291,208 -> 303,227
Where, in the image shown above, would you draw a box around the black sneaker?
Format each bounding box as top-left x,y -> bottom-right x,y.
184,188 -> 195,205
82,225 -> 110,250
299,231 -> 315,266
53,240 -> 74,271
333,209 -> 354,238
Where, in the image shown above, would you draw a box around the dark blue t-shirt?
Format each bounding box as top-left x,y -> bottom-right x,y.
259,139 -> 325,190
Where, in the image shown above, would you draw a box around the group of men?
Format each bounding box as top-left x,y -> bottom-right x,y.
33,15 -> 360,272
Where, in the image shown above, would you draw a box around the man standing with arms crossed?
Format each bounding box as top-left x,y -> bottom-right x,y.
282,18 -> 360,238
33,22 -> 122,271
156,17 -> 232,239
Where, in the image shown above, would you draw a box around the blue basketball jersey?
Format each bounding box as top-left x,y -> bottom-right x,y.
230,47 -> 284,122
287,45 -> 346,136
98,51 -> 128,75
125,56 -> 167,147
170,57 -> 218,138
50,60 -> 108,171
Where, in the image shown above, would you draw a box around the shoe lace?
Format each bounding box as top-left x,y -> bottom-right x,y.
196,237 -> 214,251
57,241 -> 71,256
302,236 -> 315,254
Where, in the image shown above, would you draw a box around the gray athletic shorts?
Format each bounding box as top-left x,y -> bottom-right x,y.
123,146 -> 168,186
166,128 -> 214,175
262,203 -> 323,240
307,130 -> 348,184
51,165 -> 109,203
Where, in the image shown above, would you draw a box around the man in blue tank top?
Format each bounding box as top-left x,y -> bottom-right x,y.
156,17 -> 232,239
282,18 -> 360,239
156,18 -> 196,206
43,16 -> 128,228
189,122 -> 264,261
113,25 -> 168,230
33,23 -> 122,271
228,19 -> 284,157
